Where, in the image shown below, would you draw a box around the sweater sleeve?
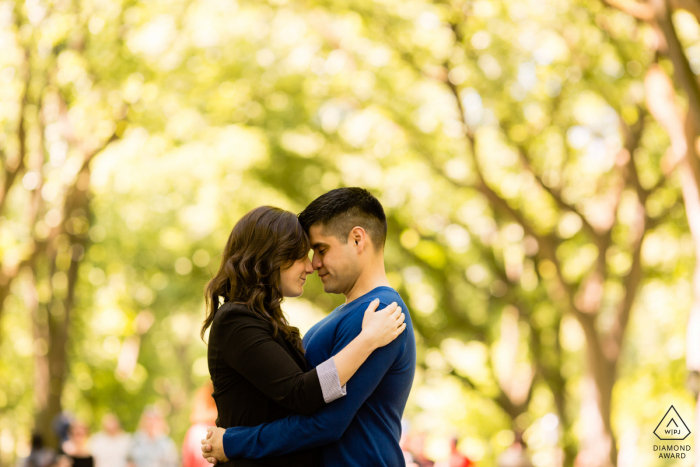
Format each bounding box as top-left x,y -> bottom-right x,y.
217,309 -> 343,415
221,301 -> 404,459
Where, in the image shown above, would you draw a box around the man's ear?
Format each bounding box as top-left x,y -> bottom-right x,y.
350,227 -> 367,253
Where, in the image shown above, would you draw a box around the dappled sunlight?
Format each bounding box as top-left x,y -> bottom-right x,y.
0,0 -> 698,466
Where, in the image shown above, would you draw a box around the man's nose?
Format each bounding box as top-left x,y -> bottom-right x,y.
312,253 -> 323,270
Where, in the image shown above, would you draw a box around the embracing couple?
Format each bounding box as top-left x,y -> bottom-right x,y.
199,187 -> 417,467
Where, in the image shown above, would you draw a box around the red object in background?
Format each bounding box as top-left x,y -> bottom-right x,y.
448,452 -> 474,467
182,382 -> 218,467
448,437 -> 473,467
182,424 -> 213,467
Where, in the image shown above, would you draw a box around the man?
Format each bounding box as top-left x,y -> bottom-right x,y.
201,187 -> 416,467
129,407 -> 179,467
90,414 -> 131,467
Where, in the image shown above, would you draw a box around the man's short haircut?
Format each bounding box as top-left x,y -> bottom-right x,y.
298,187 -> 388,250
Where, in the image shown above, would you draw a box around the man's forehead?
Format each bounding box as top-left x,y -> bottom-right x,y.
308,224 -> 332,243
310,224 -> 347,248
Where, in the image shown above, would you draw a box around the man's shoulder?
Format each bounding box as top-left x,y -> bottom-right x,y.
373,287 -> 404,305
349,287 -> 405,310
340,287 -> 406,323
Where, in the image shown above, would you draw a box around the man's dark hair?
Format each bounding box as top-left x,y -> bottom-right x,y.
298,187 -> 388,249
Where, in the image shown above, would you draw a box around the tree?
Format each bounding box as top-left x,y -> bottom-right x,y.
256,1 -> 683,465
595,0 -> 700,465
0,2 -> 692,466
1,0 -> 129,446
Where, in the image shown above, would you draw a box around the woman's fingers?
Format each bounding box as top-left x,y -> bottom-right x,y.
396,312 -> 405,326
364,298 -> 381,316
396,322 -> 407,335
387,305 -> 400,320
379,302 -> 398,314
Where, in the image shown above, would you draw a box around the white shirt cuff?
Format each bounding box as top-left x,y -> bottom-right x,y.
316,357 -> 347,403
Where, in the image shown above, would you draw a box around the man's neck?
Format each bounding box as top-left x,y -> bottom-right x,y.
344,258 -> 390,304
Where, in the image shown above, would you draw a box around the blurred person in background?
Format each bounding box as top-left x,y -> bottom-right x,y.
497,432 -> 533,467
182,382 -> 217,467
400,419 -> 418,467
59,421 -> 94,467
52,413 -> 74,446
408,432 -> 434,467
22,433 -> 55,467
436,438 -> 473,467
128,407 -> 178,467
90,414 -> 131,467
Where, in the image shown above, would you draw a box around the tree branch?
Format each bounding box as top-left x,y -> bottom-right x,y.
652,0 -> 700,126
515,145 -> 600,239
447,368 -> 526,419
0,48 -> 30,215
670,0 -> 700,22
600,0 -> 656,20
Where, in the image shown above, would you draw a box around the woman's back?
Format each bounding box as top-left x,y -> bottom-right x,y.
208,301 -> 321,467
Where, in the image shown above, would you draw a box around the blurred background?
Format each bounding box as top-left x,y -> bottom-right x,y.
1,0 -> 699,466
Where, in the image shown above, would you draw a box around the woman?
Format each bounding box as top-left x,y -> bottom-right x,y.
59,421 -> 94,467
202,206 -> 406,467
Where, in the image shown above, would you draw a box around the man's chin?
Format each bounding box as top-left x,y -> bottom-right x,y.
322,282 -> 340,294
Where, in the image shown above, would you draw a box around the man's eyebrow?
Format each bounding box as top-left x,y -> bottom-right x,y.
311,242 -> 329,249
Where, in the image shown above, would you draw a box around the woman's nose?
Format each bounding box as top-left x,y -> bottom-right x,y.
304,257 -> 313,273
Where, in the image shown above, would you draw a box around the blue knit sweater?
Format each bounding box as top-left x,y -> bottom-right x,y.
222,286 -> 416,467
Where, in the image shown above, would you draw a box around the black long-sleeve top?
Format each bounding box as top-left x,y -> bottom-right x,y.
207,301 -> 326,467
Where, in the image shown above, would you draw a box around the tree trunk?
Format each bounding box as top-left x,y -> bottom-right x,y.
574,314 -> 617,467
678,135 -> 700,467
31,159 -> 93,447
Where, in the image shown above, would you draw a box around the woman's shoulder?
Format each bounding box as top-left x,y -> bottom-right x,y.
212,302 -> 267,327
214,301 -> 253,318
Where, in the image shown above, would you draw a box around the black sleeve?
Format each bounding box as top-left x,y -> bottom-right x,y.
217,308 -> 326,415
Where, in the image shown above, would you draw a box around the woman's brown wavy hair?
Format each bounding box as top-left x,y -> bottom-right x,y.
201,206 -> 310,354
